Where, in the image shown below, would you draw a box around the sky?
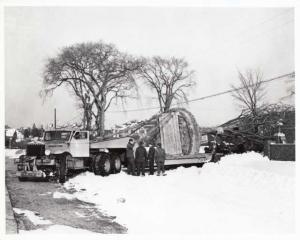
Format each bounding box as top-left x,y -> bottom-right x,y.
4,6 -> 294,129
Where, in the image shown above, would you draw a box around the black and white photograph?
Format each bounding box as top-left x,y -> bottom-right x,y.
1,0 -> 297,238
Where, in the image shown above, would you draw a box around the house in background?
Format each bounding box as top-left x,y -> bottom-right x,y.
5,128 -> 24,148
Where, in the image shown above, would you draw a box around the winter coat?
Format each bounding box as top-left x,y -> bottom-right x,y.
155,147 -> 166,163
148,146 -> 156,161
135,146 -> 148,162
126,142 -> 135,159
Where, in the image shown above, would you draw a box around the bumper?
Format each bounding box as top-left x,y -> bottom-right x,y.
16,170 -> 46,179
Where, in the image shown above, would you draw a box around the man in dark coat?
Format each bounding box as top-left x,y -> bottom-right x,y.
126,139 -> 135,175
155,143 -> 166,176
210,141 -> 217,162
135,141 -> 148,176
147,141 -> 156,175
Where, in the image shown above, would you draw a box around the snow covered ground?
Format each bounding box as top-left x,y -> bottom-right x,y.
19,225 -> 98,234
5,149 -> 25,158
57,151 -> 295,234
13,208 -> 96,234
13,208 -> 52,225
6,149 -> 295,234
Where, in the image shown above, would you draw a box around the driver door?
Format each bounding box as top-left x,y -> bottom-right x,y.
70,131 -> 90,157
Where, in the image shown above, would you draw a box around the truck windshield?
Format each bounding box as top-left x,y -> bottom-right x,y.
44,131 -> 72,141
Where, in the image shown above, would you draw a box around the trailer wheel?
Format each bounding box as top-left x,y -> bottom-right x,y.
58,154 -> 69,183
111,155 -> 122,174
94,153 -> 111,176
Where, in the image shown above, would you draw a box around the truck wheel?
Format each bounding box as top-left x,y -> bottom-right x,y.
111,155 -> 122,174
47,167 -> 57,182
59,154 -> 69,183
94,153 -> 111,176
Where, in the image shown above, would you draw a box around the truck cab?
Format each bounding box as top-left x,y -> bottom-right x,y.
44,129 -> 89,157
16,129 -> 121,183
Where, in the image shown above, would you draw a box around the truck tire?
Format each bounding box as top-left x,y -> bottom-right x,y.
94,153 -> 111,176
111,155 -> 122,174
59,154 -> 69,183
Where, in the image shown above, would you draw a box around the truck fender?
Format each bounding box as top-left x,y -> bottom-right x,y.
55,152 -> 72,164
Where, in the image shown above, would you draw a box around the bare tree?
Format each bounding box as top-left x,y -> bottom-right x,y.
138,56 -> 195,113
41,55 -> 94,130
42,41 -> 142,136
66,79 -> 93,130
72,92 -> 93,130
231,69 -> 266,133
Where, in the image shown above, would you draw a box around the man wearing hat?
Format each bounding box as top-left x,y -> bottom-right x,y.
147,141 -> 156,175
135,140 -> 148,176
126,138 -> 136,175
155,143 -> 166,176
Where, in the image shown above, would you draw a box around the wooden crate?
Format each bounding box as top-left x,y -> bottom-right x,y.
159,112 -> 182,155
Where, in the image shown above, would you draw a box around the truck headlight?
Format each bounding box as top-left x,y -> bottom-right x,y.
45,149 -> 51,156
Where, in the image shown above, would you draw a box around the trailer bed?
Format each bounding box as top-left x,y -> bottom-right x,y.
165,153 -> 211,165
90,137 -> 131,149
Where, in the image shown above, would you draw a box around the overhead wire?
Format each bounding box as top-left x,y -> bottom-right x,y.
191,9 -> 294,64
106,72 -> 294,113
106,11 -> 295,114
56,10 -> 294,124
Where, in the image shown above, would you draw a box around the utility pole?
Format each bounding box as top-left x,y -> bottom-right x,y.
54,108 -> 56,129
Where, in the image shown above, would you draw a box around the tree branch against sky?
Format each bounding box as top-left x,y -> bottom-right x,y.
231,69 -> 266,133
138,56 -> 195,113
4,8 -> 293,129
42,41 -> 142,136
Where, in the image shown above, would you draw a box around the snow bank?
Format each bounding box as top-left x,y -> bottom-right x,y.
38,192 -> 52,196
13,208 -> 52,225
62,152 -> 295,234
19,225 -> 98,234
5,149 -> 25,158
53,192 -> 77,200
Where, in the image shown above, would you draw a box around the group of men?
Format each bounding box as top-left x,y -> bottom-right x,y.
126,138 -> 166,176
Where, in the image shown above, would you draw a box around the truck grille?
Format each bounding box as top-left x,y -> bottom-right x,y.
26,144 -> 45,157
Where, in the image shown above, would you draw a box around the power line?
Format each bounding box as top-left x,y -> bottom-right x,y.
111,13 -> 295,114
56,72 -> 294,128
182,72 -> 295,104
232,18 -> 293,49
225,9 -> 293,47
107,72 -> 294,113
205,18 -> 294,69
235,9 -> 293,36
53,11 -> 294,124
193,9 -> 293,65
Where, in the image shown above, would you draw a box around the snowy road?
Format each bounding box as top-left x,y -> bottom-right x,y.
5,150 -> 126,234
